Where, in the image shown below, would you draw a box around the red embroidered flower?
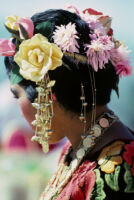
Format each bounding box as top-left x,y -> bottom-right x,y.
123,141 -> 134,176
57,161 -> 96,200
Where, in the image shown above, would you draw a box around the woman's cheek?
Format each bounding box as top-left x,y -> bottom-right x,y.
18,97 -> 36,128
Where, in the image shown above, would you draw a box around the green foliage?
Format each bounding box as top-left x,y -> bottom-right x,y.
35,21 -> 52,38
105,166 -> 120,191
10,65 -> 23,85
19,24 -> 29,40
4,24 -> 19,36
124,162 -> 134,193
91,169 -> 106,200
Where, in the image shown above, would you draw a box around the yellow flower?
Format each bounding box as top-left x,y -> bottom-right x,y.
5,15 -> 19,30
98,141 -> 125,173
14,34 -> 63,82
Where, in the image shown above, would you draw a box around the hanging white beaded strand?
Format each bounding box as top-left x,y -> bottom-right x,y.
79,83 -> 88,135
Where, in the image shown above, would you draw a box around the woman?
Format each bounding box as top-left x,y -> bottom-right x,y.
1,7 -> 134,200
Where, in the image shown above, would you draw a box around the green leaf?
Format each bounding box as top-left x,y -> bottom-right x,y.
4,24 -> 19,36
124,162 -> 134,193
11,33 -> 23,43
10,65 -> 24,85
91,169 -> 106,200
105,166 -> 121,191
35,21 -> 52,38
19,24 -> 29,40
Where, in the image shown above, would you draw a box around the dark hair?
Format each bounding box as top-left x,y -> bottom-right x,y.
4,9 -> 119,114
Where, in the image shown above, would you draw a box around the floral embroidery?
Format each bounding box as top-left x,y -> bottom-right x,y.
57,161 -> 96,200
124,162 -> 134,193
91,169 -> 106,200
123,141 -> 134,176
98,141 -> 125,173
104,165 -> 121,191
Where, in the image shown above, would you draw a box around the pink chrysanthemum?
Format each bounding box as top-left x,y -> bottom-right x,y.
115,61 -> 132,77
86,35 -> 114,71
53,22 -> 79,53
110,44 -> 133,77
110,44 -> 131,65
118,44 -> 131,61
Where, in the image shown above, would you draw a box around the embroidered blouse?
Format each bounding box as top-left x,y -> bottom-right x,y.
56,140 -> 134,200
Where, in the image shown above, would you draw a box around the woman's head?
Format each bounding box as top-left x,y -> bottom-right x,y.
3,7 -> 132,145
5,9 -> 119,114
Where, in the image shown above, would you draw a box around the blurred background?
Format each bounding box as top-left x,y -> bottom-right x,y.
0,0 -> 134,199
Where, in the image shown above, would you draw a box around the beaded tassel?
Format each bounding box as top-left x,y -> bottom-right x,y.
31,73 -> 55,153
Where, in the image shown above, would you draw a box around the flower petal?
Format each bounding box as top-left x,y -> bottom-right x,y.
14,33 -> 62,82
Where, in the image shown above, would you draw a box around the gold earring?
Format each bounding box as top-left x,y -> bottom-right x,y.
31,73 -> 55,153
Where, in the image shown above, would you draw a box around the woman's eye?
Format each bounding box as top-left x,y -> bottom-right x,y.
10,88 -> 19,99
13,94 -> 19,99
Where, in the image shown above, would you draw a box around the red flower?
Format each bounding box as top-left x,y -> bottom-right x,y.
83,8 -> 103,15
57,161 -> 96,200
123,141 -> 134,176
108,28 -> 113,36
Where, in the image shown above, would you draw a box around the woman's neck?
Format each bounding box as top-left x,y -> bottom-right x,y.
64,105 -> 110,152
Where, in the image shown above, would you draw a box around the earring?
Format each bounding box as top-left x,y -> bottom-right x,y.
79,67 -> 97,141
31,73 -> 55,153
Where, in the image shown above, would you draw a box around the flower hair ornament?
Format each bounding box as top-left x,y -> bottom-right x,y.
0,7 -> 133,156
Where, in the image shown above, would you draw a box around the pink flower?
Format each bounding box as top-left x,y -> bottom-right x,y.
86,35 -> 114,71
118,44 -> 131,61
99,35 -> 114,50
110,44 -> 133,77
115,61 -> 132,77
53,22 -> 79,53
17,17 -> 34,39
110,48 -> 120,66
110,45 -> 131,66
0,39 -> 15,56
